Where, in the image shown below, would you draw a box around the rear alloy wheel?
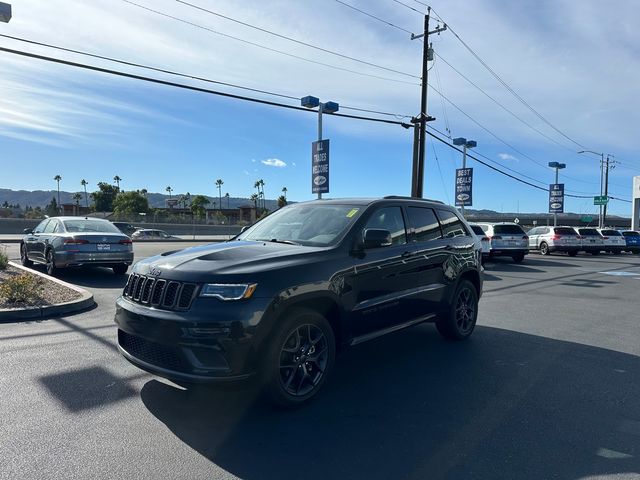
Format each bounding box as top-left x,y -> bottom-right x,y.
112,264 -> 128,275
264,308 -> 335,408
539,242 -> 550,255
45,249 -> 57,276
20,243 -> 33,267
436,279 -> 478,341
512,253 -> 525,263
568,250 -> 578,257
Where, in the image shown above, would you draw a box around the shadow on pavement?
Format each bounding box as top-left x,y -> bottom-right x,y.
140,325 -> 640,480
54,267 -> 129,289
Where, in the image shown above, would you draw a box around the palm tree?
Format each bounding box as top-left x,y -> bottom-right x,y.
113,175 -> 122,191
165,186 -> 173,198
72,193 -> 82,215
80,179 -> 88,207
282,186 -> 287,201
225,192 -> 230,209
53,175 -> 62,213
250,193 -> 259,212
215,179 -> 224,211
259,179 -> 265,210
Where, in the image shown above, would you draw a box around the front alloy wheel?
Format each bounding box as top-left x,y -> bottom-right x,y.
264,308 -> 335,408
20,244 -> 33,267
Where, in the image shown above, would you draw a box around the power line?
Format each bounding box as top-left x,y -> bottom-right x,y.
119,1 -> 418,86
0,45 -> 408,126
0,33 -> 409,118
333,0 -> 414,34
390,0 -> 425,15
428,6 -> 589,150
171,0 -> 420,79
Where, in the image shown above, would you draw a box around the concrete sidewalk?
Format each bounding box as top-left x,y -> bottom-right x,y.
0,234 -> 232,244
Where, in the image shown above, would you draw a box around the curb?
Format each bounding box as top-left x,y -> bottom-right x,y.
0,262 -> 95,321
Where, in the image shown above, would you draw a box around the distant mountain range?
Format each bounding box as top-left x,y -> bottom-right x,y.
0,189 -> 279,211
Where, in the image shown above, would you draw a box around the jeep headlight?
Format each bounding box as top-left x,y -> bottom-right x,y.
199,283 -> 257,301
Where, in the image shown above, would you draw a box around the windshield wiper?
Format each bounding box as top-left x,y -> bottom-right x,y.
256,238 -> 300,245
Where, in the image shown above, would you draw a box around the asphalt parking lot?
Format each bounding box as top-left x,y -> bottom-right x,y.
1,242 -> 639,480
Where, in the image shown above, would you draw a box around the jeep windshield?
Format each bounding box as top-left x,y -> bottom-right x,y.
237,203 -> 363,247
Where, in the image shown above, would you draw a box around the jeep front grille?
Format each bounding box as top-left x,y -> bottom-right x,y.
123,274 -> 198,311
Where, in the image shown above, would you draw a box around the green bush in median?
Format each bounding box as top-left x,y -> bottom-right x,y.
0,273 -> 43,304
0,247 -> 8,270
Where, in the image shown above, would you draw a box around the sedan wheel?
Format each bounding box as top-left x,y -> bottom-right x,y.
20,244 -> 33,267
45,249 -> 57,276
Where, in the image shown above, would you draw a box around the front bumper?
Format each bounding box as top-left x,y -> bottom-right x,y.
55,251 -> 133,268
114,295 -> 270,383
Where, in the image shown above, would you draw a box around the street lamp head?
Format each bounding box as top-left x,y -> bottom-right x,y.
323,101 -> 339,114
452,137 -> 467,146
548,161 -> 560,168
0,2 -> 11,23
466,140 -> 477,148
301,95 -> 320,109
558,163 -> 566,169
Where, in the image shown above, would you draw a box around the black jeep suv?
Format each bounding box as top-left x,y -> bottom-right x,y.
115,197 -> 483,406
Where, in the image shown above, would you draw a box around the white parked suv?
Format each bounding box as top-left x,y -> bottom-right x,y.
597,228 -> 626,254
469,224 -> 491,264
576,227 -> 605,255
526,226 -> 580,256
475,222 -> 528,263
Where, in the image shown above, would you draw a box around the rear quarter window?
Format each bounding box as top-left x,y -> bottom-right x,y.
470,225 -> 484,236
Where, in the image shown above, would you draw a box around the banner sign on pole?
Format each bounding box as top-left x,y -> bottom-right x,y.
549,183 -> 564,213
455,168 -> 473,206
312,139 -> 330,194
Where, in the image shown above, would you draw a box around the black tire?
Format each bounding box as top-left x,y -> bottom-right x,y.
512,253 -> 525,263
113,264 -> 128,275
436,279 -> 478,341
45,248 -> 57,276
591,251 -> 600,256
568,250 -> 578,257
262,308 -> 335,408
540,242 -> 550,256
20,243 -> 33,267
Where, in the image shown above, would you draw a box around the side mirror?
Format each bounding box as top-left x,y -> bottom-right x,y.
23,228 -> 33,234
363,228 -> 392,249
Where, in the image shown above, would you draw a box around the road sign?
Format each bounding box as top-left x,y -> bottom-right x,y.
593,195 -> 609,205
549,183 -> 564,213
311,139 -> 330,194
455,168 -> 473,207
580,216 -> 593,223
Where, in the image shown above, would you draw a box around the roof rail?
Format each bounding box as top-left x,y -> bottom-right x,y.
383,195 -> 444,204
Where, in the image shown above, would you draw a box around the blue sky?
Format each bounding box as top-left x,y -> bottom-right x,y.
0,0 -> 639,215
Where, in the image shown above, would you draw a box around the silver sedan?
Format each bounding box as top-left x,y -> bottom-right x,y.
20,217 -> 134,275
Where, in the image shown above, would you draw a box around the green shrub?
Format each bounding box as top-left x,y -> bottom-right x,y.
0,273 -> 43,304
0,247 -> 8,270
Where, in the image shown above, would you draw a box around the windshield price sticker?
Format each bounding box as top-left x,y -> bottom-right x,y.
455,168 -> 473,207
548,183 -> 564,213
312,139 -> 330,194
346,208 -> 359,218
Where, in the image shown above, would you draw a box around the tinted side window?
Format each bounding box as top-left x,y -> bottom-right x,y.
407,207 -> 441,242
363,207 -> 406,245
43,220 -> 57,234
436,209 -> 468,238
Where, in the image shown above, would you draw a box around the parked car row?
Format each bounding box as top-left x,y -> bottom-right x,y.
469,222 -> 640,263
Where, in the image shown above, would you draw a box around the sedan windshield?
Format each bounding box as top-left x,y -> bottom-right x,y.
238,203 -> 363,247
63,220 -> 121,233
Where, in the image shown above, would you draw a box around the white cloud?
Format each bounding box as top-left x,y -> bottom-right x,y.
498,153 -> 518,161
292,162 -> 297,167
261,158 -> 287,168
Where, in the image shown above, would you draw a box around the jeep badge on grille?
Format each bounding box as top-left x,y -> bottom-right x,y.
149,267 -> 162,277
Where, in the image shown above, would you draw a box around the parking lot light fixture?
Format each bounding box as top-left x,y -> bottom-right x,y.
301,95 -> 339,200
0,3 -> 10,23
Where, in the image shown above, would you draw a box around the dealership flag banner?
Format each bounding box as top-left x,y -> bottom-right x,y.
312,139 -> 330,194
455,168 -> 473,207
549,183 -> 564,213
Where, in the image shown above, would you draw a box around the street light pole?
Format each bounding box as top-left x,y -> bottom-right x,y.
548,162 -> 566,227
302,96 -> 339,200
452,137 -> 476,218
578,150 -> 609,228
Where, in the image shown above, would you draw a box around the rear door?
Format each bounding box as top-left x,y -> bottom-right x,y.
527,227 -> 540,248
37,219 -> 58,260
